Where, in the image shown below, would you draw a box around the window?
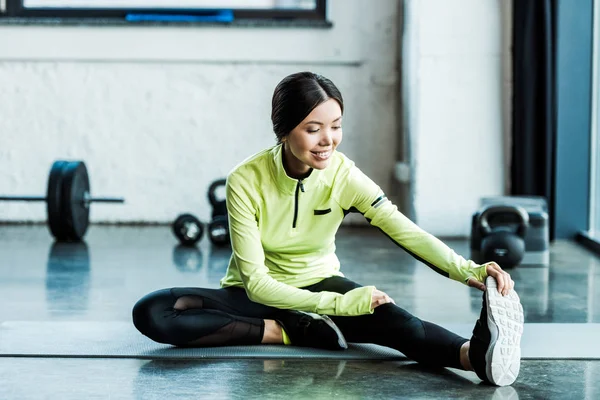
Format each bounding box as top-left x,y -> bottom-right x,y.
592,0 -> 600,240
1,0 -> 327,22
22,0 -> 316,7
593,103 -> 600,239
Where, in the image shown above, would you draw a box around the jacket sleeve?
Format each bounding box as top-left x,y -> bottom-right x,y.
335,164 -> 488,285
226,172 -> 374,316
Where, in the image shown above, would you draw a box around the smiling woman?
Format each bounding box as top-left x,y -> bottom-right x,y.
281,100 -> 342,178
271,72 -> 344,178
132,71 -> 524,387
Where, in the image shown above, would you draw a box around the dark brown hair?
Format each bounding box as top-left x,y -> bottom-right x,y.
271,72 -> 344,144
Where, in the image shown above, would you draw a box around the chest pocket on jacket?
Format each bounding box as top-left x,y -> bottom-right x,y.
314,208 -> 332,215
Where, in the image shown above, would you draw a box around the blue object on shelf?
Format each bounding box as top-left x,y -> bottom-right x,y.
126,10 -> 234,23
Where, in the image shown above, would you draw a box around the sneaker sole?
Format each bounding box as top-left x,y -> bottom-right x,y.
306,313 -> 348,350
485,276 -> 524,386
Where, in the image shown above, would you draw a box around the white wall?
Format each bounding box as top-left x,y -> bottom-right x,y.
404,0 -> 511,236
0,0 -> 399,224
0,0 -> 511,237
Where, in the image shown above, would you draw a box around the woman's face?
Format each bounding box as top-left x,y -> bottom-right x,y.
283,98 -> 343,178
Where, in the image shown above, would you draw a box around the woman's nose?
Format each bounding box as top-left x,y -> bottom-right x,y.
320,129 -> 333,145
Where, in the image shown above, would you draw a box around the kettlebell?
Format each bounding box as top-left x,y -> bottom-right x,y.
478,205 -> 529,269
207,178 -> 230,246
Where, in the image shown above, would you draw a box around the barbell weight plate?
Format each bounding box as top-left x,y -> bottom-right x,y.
60,161 -> 91,242
46,160 -> 69,241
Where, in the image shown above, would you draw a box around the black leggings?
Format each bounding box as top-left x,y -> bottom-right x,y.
132,276 -> 468,369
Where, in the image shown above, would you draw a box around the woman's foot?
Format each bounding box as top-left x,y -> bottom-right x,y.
262,319 -> 284,344
274,310 -> 348,350
468,276 -> 524,386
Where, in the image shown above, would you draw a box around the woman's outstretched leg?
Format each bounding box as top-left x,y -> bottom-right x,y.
304,276 -> 467,368
304,275 -> 523,386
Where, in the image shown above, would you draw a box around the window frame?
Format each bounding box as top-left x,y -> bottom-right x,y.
591,0 -> 600,240
1,0 -> 327,22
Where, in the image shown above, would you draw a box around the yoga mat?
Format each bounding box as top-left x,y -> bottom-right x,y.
0,321 -> 598,360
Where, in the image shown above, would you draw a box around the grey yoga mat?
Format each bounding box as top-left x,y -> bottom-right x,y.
0,321 -> 598,360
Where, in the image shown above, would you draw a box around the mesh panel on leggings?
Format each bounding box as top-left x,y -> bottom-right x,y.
183,318 -> 263,347
173,295 -> 204,311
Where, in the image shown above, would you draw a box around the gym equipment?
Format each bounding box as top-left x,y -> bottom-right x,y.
208,178 -> 227,217
207,178 -> 230,246
0,160 -> 124,242
171,178 -> 229,246
477,205 -> 528,268
172,214 -> 204,246
471,196 -> 550,268
208,216 -> 229,246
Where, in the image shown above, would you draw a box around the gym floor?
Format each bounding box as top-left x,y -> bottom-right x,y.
1,225 -> 599,399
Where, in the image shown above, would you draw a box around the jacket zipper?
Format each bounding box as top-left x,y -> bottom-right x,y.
293,180 -> 305,228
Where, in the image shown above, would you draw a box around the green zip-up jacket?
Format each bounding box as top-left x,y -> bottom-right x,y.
220,144 -> 488,316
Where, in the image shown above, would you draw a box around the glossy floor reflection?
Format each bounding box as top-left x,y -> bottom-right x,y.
1,225 -> 599,399
1,358 -> 600,400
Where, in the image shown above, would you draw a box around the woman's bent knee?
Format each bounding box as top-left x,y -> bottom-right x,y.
132,289 -> 174,343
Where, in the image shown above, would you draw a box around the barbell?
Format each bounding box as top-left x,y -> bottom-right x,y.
0,160 -> 124,242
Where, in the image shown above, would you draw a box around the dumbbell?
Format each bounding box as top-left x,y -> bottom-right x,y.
0,160 -> 124,242
172,213 -> 204,246
207,178 -> 230,246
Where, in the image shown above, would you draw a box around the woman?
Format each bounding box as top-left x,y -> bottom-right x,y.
133,71 -> 524,387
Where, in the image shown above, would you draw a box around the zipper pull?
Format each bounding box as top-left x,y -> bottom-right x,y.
299,180 -> 305,192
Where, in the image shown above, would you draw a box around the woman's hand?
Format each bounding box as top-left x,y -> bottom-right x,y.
371,288 -> 395,310
466,261 -> 515,296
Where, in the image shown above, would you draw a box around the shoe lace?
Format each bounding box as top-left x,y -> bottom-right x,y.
298,315 -> 312,328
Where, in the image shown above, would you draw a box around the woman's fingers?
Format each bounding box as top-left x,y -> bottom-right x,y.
504,271 -> 515,294
467,277 -> 486,292
371,289 -> 395,309
385,293 -> 396,305
485,262 -> 515,296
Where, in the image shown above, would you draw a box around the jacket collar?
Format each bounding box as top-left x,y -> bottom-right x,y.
270,143 -> 322,195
